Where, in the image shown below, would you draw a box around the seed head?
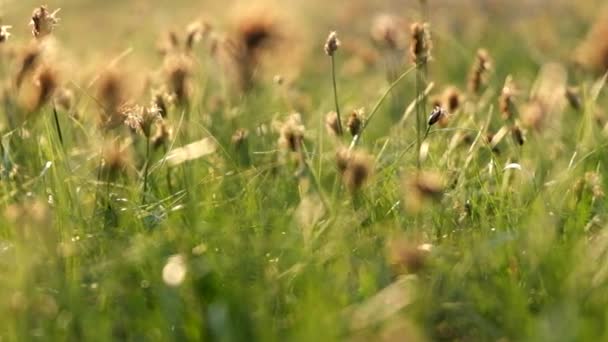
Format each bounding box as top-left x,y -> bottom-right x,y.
15,43 -> 41,88
32,65 -> 58,110
347,109 -> 363,137
468,49 -> 492,94
409,22 -> 431,65
442,86 -> 462,113
278,113 -> 305,152
53,87 -> 74,112
123,104 -> 160,138
97,69 -> 127,129
370,14 -> 406,50
185,20 -> 209,51
499,77 -> 517,121
324,111 -> 342,137
30,6 -> 60,38
404,171 -> 445,213
0,25 -> 12,43
336,148 -> 374,192
164,56 -> 192,106
387,237 -> 431,275
324,31 -> 340,57
100,140 -> 133,181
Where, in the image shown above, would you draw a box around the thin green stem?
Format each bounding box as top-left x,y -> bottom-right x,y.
52,106 -> 64,148
349,65 -> 416,150
142,137 -> 151,204
330,56 -> 344,136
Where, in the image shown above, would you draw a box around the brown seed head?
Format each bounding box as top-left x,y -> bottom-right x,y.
404,171 -> 445,213
370,14 -> 406,50
575,10 -> 608,73
409,22 -> 431,65
347,109 -> 363,137
499,77 -> 517,121
185,21 -> 209,52
387,237 -> 431,275
97,69 -> 127,129
337,149 -> 374,192
278,113 -> 305,152
101,141 -> 133,181
53,87 -> 74,112
30,6 -> 60,38
16,43 -> 41,88
325,111 -> 342,137
442,86 -> 462,113
0,25 -> 12,43
324,31 -> 340,57
164,56 -> 192,106
32,65 -> 58,110
467,48 -> 492,94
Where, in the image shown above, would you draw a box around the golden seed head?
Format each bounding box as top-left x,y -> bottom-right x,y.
325,111 -> 341,137
123,104 -> 160,138
442,86 -> 462,113
0,25 -> 12,43
336,148 -> 374,192
499,77 -> 517,121
409,22 -> 431,65
404,171 -> 445,213
30,6 -> 60,38
16,43 -> 41,87
164,56 -> 192,106
32,65 -> 59,110
324,31 -> 340,57
468,48 -> 492,94
97,69 -> 128,129
347,109 -> 363,137
370,14 -> 406,50
278,113 -> 305,152
185,20 -> 210,51
53,87 -> 74,112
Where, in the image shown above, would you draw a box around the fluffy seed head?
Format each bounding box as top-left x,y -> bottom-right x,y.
152,120 -> 173,149
164,56 -> 192,106
278,113 -> 305,152
371,14 -> 406,50
468,49 -> 492,94
337,148 -> 374,192
96,69 -> 127,129
404,171 -> 445,213
347,109 -> 363,137
442,86 -> 462,113
409,22 -> 431,65
16,43 -> 41,87
32,65 -> 58,110
30,6 -> 60,38
324,31 -> 340,57
100,141 -> 133,181
499,77 -> 517,121
325,111 -> 342,137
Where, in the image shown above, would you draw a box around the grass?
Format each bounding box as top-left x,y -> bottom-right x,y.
1,1 -> 608,341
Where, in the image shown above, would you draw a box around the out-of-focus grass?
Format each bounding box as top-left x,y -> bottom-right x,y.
0,0 -> 608,341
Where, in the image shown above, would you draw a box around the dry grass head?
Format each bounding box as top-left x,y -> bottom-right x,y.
15,43 -> 42,88
403,171 -> 445,213
324,31 -> 340,57
467,48 -> 492,94
336,148 -> 374,192
347,109 -> 364,137
100,140 -> 134,181
409,22 -> 431,65
325,111 -> 341,137
31,64 -> 59,110
499,76 -> 517,121
575,9 -> 608,73
30,6 -> 60,39
152,120 -> 173,149
387,235 -> 432,275
371,14 -> 407,50
96,68 -> 129,130
163,55 -> 193,106
278,113 -> 305,153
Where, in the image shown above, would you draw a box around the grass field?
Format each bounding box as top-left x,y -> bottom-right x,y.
1,1 -> 608,341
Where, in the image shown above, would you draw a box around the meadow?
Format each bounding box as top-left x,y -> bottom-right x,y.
1,0 -> 608,340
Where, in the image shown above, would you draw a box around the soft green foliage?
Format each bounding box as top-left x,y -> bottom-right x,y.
1,1 -> 608,341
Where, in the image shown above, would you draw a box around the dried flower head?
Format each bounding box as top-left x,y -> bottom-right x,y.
336,148 -> 374,192
404,171 -> 445,213
575,10 -> 608,72
100,140 -> 133,181
96,69 -> 127,129
468,49 -> 492,94
387,237 -> 431,275
15,43 -> 41,87
123,104 -> 160,138
499,77 -> 517,121
32,65 -> 58,110
30,6 -> 60,38
324,31 -> 340,57
164,56 -> 192,106
151,88 -> 173,118
0,25 -> 12,43
278,113 -> 305,152
347,109 -> 363,137
185,20 -> 209,51
409,22 -> 431,65
442,86 -> 462,113
371,14 -> 407,50
325,111 -> 342,137
53,87 -> 74,112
